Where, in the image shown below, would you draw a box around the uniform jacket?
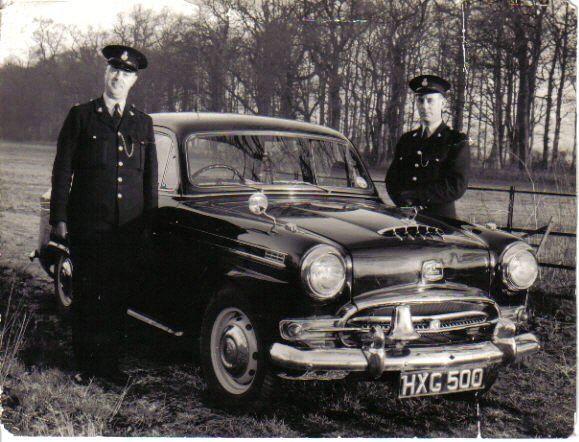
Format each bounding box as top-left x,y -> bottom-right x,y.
385,122 -> 470,218
50,96 -> 158,240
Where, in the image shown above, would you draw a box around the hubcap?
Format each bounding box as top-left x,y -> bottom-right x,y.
210,307 -> 259,395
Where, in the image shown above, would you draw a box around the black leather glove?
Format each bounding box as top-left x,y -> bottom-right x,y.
50,221 -> 68,242
398,191 -> 418,207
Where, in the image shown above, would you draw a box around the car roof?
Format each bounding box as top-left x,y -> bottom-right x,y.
151,112 -> 348,140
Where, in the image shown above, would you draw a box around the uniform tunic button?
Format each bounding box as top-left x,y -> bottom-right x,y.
414,163 -> 419,168
118,177 -> 123,183
417,150 -> 422,155
412,176 -> 417,181
435,158 -> 440,162
118,161 -> 123,167
118,146 -> 123,152
118,131 -> 122,136
399,157 -> 403,161
117,193 -> 123,199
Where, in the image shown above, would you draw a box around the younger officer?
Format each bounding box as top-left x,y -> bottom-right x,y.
385,75 -> 470,218
50,45 -> 158,385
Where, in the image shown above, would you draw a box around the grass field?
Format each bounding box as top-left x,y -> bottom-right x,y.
0,140 -> 576,437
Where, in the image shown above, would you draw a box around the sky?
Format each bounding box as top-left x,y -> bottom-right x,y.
0,0 -> 199,64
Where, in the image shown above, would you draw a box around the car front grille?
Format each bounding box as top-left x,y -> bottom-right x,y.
341,299 -> 498,347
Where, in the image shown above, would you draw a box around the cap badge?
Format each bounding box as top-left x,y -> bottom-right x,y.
121,51 -> 129,61
422,78 -> 428,87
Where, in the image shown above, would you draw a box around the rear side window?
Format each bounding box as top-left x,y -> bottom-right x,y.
154,131 -> 179,191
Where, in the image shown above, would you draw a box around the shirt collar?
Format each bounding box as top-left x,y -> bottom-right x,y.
102,94 -> 126,116
421,120 -> 443,137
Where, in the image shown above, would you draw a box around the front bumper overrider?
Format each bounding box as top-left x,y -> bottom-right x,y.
270,319 -> 540,377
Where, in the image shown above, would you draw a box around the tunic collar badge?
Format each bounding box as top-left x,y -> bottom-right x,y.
121,51 -> 129,61
97,106 -> 103,113
422,78 -> 428,87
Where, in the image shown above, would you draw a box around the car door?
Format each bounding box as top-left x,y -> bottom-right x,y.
131,128 -> 184,326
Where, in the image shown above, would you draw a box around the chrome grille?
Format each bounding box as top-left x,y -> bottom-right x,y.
341,299 -> 498,347
350,312 -> 491,333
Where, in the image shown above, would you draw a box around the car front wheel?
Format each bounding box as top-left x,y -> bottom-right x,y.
200,290 -> 276,408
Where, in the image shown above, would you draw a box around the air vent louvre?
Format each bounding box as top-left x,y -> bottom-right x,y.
377,225 -> 444,240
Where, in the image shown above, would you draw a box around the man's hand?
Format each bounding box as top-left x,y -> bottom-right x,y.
398,191 -> 418,206
50,221 -> 68,241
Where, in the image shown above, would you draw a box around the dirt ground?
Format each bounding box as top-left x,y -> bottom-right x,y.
0,141 -> 576,437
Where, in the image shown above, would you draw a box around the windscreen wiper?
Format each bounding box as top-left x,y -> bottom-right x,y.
273,180 -> 332,194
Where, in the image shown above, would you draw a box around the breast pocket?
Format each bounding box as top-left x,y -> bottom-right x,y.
76,135 -> 108,169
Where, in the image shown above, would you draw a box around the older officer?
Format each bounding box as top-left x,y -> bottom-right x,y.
385,75 -> 470,218
50,45 -> 158,385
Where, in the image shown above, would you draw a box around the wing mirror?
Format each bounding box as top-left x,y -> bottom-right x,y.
249,192 -> 268,215
249,192 -> 277,231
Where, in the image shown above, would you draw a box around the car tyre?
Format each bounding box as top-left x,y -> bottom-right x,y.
54,254 -> 73,316
200,289 -> 276,410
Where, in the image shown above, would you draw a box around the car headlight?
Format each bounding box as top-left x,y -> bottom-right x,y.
501,242 -> 539,291
301,245 -> 346,301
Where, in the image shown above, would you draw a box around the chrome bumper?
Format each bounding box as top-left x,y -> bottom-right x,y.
270,332 -> 540,374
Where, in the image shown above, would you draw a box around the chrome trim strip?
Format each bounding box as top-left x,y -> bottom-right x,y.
127,309 -> 184,337
350,310 -> 489,323
176,190 -> 378,199
270,333 -> 539,372
229,248 -> 287,269
416,319 -> 497,334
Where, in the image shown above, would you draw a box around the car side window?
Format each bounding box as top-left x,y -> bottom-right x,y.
154,131 -> 179,191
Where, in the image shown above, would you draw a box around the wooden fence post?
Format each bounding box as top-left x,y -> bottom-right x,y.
507,185 -> 515,232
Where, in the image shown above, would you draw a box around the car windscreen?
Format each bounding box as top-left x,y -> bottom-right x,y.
185,133 -> 371,191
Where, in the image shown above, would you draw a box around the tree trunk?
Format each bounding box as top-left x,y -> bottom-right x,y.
504,54 -> 515,165
385,44 -> 407,161
572,111 -> 577,170
452,0 -> 469,132
488,31 -> 503,168
542,33 -> 560,167
552,3 -> 570,165
513,12 -> 531,169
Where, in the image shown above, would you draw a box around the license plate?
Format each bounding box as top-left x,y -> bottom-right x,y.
399,367 -> 485,398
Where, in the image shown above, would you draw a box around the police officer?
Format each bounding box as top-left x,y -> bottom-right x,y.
385,75 -> 470,218
50,45 -> 158,385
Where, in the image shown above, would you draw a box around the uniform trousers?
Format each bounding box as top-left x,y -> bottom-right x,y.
70,229 -> 140,374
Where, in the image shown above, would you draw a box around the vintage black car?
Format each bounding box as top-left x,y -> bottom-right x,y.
34,112 -> 540,406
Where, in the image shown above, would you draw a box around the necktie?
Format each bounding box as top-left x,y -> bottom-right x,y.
112,103 -> 122,128
422,127 -> 430,139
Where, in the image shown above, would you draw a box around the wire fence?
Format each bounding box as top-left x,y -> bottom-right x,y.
466,185 -> 576,271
